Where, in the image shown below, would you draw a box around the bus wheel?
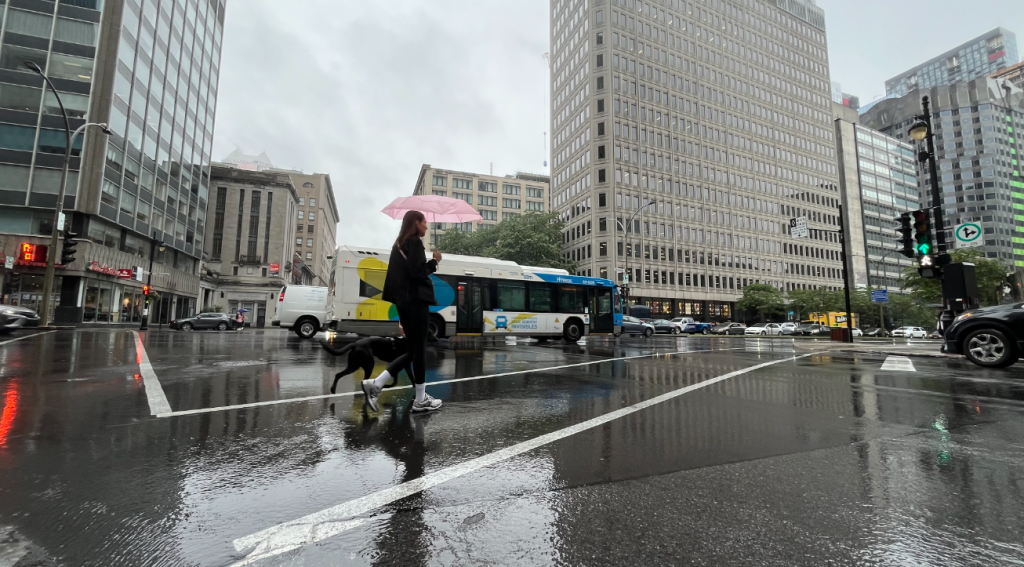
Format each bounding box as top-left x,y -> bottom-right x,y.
428,315 -> 445,340
563,319 -> 583,342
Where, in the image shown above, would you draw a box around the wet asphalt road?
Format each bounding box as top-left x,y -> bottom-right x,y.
1,329 -> 1023,567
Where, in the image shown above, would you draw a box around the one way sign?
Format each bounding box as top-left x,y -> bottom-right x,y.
954,222 -> 983,248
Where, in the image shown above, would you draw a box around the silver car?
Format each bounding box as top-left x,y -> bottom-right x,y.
0,304 -> 41,334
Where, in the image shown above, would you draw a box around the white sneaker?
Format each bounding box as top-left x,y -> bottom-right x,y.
361,379 -> 381,412
411,393 -> 442,412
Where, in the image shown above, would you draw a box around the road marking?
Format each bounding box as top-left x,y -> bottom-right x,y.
230,351 -> 824,565
880,356 -> 917,372
0,330 -> 56,347
156,347 -> 749,418
133,331 -> 172,415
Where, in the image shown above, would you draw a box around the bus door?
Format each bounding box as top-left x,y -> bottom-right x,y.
590,287 -> 614,333
456,280 -> 483,334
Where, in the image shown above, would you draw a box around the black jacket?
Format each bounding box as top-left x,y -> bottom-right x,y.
382,238 -> 438,306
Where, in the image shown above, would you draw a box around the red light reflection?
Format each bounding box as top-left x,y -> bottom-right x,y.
0,379 -> 20,449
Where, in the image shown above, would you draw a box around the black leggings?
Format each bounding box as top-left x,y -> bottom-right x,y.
396,302 -> 429,385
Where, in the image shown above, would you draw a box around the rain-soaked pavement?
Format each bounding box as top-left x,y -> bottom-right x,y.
1,329 -> 1023,567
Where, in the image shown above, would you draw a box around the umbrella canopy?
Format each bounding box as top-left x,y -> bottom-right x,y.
238,308 -> 250,313
382,195 -> 483,223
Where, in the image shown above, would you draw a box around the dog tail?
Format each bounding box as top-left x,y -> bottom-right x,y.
319,338 -> 356,356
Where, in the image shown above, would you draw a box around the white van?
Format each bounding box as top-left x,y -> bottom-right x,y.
271,285 -> 328,338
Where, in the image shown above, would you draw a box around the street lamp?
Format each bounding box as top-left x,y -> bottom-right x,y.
615,201 -> 655,313
140,232 -> 166,330
25,61 -> 112,326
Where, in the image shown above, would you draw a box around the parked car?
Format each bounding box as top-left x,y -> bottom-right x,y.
892,326 -> 927,339
745,323 -> 783,336
272,285 -> 329,338
712,323 -> 747,335
621,315 -> 654,338
863,327 -> 890,337
651,319 -> 684,334
0,304 -> 40,334
671,317 -> 695,328
851,327 -> 864,337
170,312 -> 237,331
943,303 -> 1024,368
683,321 -> 713,335
779,322 -> 799,335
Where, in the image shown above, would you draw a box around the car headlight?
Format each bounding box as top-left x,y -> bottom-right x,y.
1,308 -> 16,315
953,312 -> 973,323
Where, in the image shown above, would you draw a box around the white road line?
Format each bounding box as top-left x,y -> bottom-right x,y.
156,347 -> 748,418
230,351 -> 824,565
0,330 -> 56,347
880,356 -> 917,372
133,331 -> 172,415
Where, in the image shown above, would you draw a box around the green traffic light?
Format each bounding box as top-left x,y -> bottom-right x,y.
917,243 -> 931,254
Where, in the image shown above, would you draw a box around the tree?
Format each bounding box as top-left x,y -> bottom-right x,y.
901,249 -> 1008,306
786,288 -> 844,318
888,293 -> 937,329
737,284 -> 785,322
435,212 -> 576,272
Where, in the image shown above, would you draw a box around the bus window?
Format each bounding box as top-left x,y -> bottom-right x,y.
359,269 -> 385,298
559,286 -> 585,313
497,281 -> 526,311
528,283 -> 552,312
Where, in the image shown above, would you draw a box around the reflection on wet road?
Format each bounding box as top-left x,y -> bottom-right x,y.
1,329 -> 1023,566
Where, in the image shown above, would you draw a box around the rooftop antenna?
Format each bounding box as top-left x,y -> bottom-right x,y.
490,162 -> 493,175
543,132 -> 548,168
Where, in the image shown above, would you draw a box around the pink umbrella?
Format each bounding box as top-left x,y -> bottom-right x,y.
381,195 -> 483,223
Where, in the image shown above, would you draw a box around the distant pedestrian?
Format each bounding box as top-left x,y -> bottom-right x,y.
364,210 -> 443,413
236,311 -> 245,330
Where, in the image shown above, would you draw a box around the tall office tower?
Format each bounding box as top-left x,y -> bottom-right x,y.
860,77 -> 1024,269
885,28 -> 1018,98
550,0 -> 844,321
282,170 -> 337,286
0,0 -> 226,325
834,113 -> 920,291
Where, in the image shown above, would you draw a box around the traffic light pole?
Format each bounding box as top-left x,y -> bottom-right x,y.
838,205 -> 854,343
919,96 -> 947,253
139,232 -> 158,331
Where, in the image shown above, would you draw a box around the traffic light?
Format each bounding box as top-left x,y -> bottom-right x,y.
912,209 -> 933,256
60,231 -> 78,265
21,243 -> 35,262
143,285 -> 150,296
896,213 -> 915,258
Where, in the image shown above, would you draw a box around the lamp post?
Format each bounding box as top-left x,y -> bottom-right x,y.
616,201 -> 655,314
140,232 -> 166,330
25,61 -> 112,326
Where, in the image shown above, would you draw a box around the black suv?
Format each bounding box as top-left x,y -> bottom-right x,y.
943,303 -> 1024,368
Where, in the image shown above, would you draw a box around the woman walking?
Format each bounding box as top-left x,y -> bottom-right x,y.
365,210 -> 443,413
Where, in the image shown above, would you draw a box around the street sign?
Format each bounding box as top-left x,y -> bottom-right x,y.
954,222 -> 983,248
4,256 -> 12,269
623,273 -> 630,284
57,212 -> 65,231
269,263 -> 280,276
871,289 -> 889,303
117,269 -> 133,279
789,216 -> 808,238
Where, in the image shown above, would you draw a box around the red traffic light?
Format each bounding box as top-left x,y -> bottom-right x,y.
21,243 -> 35,261
143,285 -> 150,295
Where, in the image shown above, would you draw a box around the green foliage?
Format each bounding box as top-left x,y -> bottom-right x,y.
901,249 -> 1008,306
435,212 -> 577,272
208,304 -> 224,313
737,284 -> 785,321
786,288 -> 844,317
887,292 -> 937,328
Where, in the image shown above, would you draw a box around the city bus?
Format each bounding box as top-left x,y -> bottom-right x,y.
326,245 -> 623,341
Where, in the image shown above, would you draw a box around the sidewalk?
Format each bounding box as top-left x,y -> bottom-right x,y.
794,338 -> 957,359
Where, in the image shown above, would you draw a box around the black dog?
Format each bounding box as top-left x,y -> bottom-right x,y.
320,335 -> 412,394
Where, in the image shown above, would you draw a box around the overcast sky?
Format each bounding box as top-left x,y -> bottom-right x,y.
211,0 -> 1023,249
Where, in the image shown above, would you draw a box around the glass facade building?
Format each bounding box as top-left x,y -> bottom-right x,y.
885,28 -> 1018,97
550,0 -> 845,321
0,0 -> 226,323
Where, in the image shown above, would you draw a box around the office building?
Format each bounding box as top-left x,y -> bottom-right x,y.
860,77 -> 1024,268
549,0 -> 845,320
222,148 -> 273,172
885,28 -> 1018,97
279,170 -> 337,286
0,0 -> 226,324
412,164 -> 549,247
831,81 -> 859,111
991,60 -> 1024,90
202,163 -> 298,327
835,117 -> 919,291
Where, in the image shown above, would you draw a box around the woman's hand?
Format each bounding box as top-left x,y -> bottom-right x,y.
432,249 -> 442,263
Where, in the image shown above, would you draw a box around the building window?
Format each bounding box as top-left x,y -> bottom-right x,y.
481,210 -> 497,220
503,184 -> 521,195
296,237 -> 302,246
296,224 -> 303,232
597,99 -> 605,112
307,224 -> 314,233
599,193 -> 607,207
306,252 -> 312,260
303,182 -> 314,188
596,32 -> 603,45
298,210 -> 304,220
597,76 -> 605,90
598,145 -> 606,159
432,175 -> 447,187
453,191 -> 472,203
598,169 -> 606,183
298,197 -> 304,205
478,195 -> 497,207
600,242 -> 608,256
308,211 -> 315,221
599,218 -> 607,231
502,198 -> 521,209
432,190 -> 447,197
479,181 -> 497,193
452,178 -> 472,189
596,54 -> 604,67
309,198 -> 316,207
526,201 -> 544,211
598,122 -> 605,136
527,186 -> 544,198
307,238 -> 313,246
